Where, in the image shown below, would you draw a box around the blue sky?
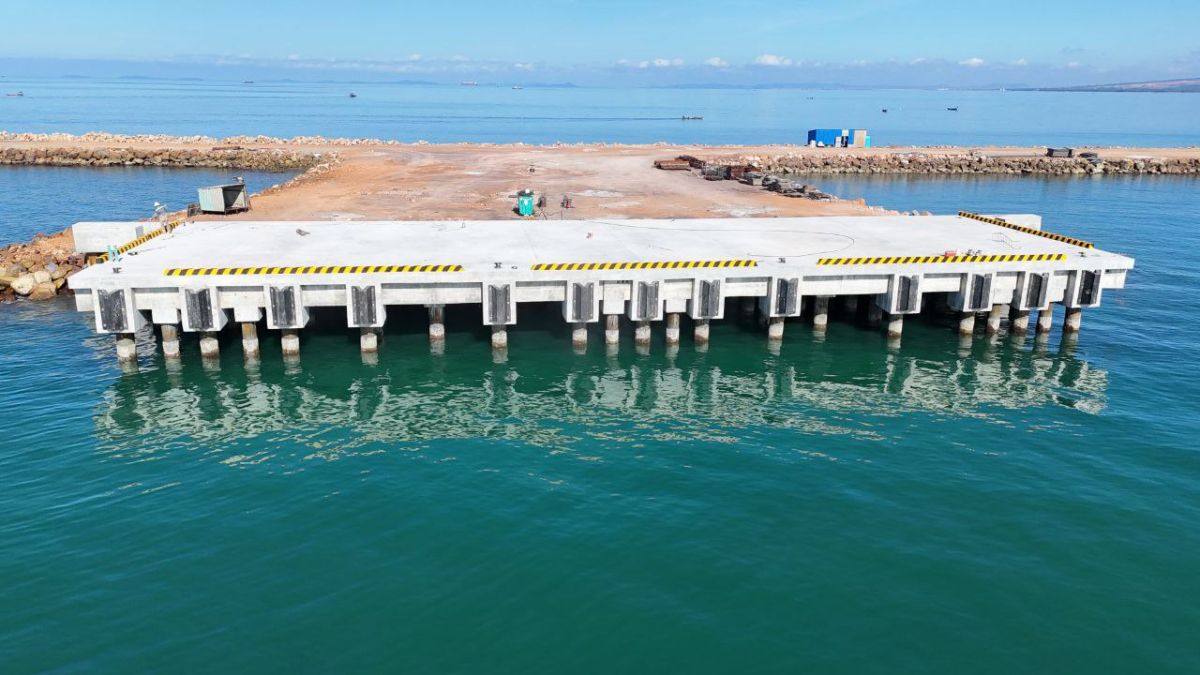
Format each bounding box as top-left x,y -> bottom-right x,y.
2,0 -> 1198,87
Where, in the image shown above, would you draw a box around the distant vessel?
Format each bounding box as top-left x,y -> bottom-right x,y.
243,80 -> 254,84
5,91 -> 23,97
882,108 -> 888,113
682,115 -> 703,121
946,106 -> 959,111
512,85 -> 523,90
349,92 -> 358,98
461,81 -> 478,86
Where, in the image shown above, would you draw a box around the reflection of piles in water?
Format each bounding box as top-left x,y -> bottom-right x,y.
93,331 -> 1106,462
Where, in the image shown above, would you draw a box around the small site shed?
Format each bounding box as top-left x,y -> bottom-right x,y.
198,183 -> 251,214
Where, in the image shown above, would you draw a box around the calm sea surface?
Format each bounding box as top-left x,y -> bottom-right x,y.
2,77 -> 1199,146
1,87 -> 1199,672
1,169 -> 1197,673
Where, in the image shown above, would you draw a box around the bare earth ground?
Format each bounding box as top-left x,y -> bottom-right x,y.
3,137 -> 1199,230
214,144 -> 884,222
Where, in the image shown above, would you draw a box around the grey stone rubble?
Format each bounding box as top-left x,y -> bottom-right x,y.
717,153 -> 1200,176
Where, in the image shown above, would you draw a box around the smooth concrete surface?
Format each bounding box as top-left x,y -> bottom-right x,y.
116,334 -> 137,363
1010,308 -> 1030,334
281,329 -> 300,356
1064,307 -> 1083,333
605,315 -> 619,345
1036,308 -> 1054,334
241,322 -> 260,358
428,305 -> 445,343
694,319 -> 710,345
571,323 -> 588,348
491,325 -> 508,350
161,324 -> 181,359
813,296 -> 830,332
665,313 -> 680,345
360,327 -> 380,353
635,321 -> 651,346
958,312 -> 976,336
986,305 -> 1004,335
886,314 -> 904,339
199,332 -> 220,359
70,216 -> 1132,290
767,316 -> 785,341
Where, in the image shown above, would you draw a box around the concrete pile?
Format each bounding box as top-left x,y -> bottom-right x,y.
718,153 -> 1200,176
0,232 -> 83,302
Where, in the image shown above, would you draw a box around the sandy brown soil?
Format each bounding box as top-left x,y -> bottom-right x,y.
212,144 -> 882,221
6,133 -> 1199,222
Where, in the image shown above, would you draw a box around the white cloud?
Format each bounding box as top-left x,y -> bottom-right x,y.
959,57 -> 986,67
638,57 -> 684,68
754,54 -> 793,67
407,53 -> 422,62
1066,61 -> 1082,68
1012,58 -> 1028,66
703,56 -> 728,67
513,62 -> 534,71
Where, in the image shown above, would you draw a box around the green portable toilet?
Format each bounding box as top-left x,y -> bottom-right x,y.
517,189 -> 535,217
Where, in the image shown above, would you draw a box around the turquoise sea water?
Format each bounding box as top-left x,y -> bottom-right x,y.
3,77 -> 1200,146
0,166 -> 295,245
2,167 -> 1199,672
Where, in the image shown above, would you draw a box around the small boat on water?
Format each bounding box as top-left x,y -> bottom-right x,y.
681,115 -> 703,121
349,92 -> 358,98
512,85 -> 523,90
6,91 -> 24,97
947,106 -> 959,111
881,108 -> 888,113
461,81 -> 478,87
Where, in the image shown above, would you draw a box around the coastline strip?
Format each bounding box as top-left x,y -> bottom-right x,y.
816,253 -> 1067,266
531,260 -> 757,271
163,264 -> 464,276
958,211 -> 1095,249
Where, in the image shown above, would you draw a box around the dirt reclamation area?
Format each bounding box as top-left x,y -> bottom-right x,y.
3,133 -> 1198,301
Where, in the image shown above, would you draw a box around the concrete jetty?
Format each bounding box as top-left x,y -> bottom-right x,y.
68,213 -> 1133,363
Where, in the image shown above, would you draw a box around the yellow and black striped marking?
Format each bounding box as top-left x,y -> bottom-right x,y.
816,253 -> 1067,266
531,259 -> 757,271
163,264 -> 463,277
958,211 -> 1094,249
93,219 -> 187,263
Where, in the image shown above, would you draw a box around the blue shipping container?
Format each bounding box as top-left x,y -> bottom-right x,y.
807,128 -> 847,146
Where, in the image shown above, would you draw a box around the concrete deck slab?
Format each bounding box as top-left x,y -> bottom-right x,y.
70,214 -> 1129,288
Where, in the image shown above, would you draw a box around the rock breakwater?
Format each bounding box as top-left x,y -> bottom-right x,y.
722,153 -> 1200,176
0,231 -> 82,302
0,146 -> 326,171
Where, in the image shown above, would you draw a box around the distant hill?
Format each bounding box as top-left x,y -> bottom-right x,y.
1025,78 -> 1200,93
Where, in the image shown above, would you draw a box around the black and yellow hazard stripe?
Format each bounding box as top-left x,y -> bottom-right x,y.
958,211 -> 1094,249
94,219 -> 187,264
531,259 -> 757,271
816,253 -> 1067,266
163,264 -> 463,277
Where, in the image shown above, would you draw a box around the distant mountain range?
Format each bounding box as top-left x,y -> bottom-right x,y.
1022,78 -> 1200,93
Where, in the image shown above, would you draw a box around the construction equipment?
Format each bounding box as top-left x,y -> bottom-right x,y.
516,189 -> 535,217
